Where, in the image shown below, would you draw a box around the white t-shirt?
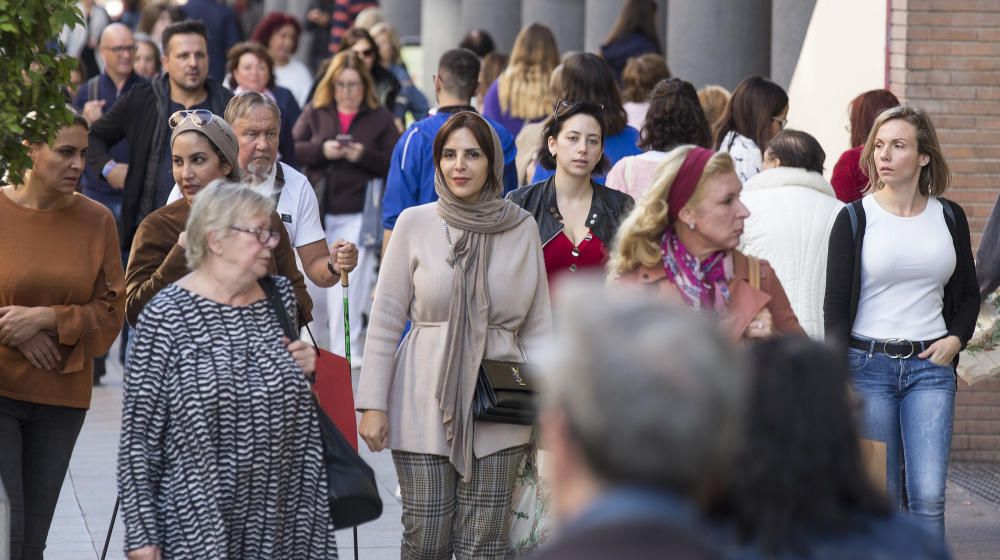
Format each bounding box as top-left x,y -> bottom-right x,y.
167,162 -> 326,248
274,59 -> 313,108
852,195 -> 956,341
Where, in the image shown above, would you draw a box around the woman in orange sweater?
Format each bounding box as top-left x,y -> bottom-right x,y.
0,112 -> 125,559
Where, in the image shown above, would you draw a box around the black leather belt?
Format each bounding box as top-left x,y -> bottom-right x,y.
849,337 -> 942,359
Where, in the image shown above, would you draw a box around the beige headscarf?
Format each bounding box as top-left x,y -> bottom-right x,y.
434,112 -> 529,481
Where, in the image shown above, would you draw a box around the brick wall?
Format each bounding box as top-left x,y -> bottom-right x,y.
889,0 -> 1000,462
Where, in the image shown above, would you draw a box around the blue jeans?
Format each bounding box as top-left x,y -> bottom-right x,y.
848,343 -> 956,539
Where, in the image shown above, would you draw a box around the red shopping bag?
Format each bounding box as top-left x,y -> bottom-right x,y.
312,348 -> 359,452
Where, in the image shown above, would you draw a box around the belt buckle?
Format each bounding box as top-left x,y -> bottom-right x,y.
885,338 -> 915,359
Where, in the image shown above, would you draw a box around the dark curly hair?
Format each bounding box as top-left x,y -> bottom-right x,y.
640,78 -> 712,151
710,337 -> 890,556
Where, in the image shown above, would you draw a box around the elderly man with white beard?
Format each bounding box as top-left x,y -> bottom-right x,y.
168,92 -> 357,345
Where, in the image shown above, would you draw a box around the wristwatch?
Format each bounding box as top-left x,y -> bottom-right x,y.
327,258 -> 339,277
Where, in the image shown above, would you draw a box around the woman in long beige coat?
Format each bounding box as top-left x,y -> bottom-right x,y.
357,111 -> 552,559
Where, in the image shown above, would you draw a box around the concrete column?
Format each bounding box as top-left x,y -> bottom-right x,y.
770,0 -> 817,89
460,0 -> 522,53
583,0 -> 668,55
421,0 -> 462,103
382,0 -> 422,39
520,0 -> 586,54
667,0 -> 772,90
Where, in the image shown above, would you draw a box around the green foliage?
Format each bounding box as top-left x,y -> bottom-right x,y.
0,0 -> 83,184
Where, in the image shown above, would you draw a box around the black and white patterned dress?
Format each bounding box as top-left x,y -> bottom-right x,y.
118,276 -> 336,559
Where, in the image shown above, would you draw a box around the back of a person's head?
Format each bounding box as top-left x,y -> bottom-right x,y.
438,48 -> 481,100
716,337 -> 889,554
713,76 -> 787,154
353,6 -> 384,30
543,279 -> 746,497
697,84 -> 730,129
849,89 -> 901,148
641,77 -> 712,151
508,23 -> 560,73
622,53 -> 671,103
764,129 -> 826,175
604,0 -> 662,52
560,52 -> 628,135
458,28 -> 496,58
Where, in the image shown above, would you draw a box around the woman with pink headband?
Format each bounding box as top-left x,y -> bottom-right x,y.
609,145 -> 804,341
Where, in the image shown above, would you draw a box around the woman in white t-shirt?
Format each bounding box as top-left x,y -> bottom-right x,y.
824,106 -> 979,540
713,76 -> 788,184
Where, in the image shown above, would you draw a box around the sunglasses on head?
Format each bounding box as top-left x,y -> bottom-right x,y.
168,109 -> 215,129
554,99 -> 605,118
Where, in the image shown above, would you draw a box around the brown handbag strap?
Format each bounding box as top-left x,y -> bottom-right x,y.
748,256 -> 761,291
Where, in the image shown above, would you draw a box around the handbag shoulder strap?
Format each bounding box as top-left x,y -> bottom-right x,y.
258,276 -> 298,340
748,255 -> 761,291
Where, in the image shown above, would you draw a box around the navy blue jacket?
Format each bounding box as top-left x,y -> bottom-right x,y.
73,72 -> 146,204
180,0 -> 243,83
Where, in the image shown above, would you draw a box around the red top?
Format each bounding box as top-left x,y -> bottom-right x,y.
338,110 -> 357,134
830,146 -> 868,203
543,229 -> 608,292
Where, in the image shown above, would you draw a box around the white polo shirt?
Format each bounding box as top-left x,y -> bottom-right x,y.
168,162 -> 326,248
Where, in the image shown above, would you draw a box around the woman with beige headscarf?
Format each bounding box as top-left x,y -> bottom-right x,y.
357,111 -> 552,559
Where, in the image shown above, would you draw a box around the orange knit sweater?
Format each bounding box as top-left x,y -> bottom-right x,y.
0,191 -> 125,409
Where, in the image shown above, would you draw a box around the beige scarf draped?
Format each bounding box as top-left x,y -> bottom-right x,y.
434,112 -> 529,481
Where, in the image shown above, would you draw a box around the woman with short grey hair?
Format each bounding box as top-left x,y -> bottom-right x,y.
118,181 -> 334,559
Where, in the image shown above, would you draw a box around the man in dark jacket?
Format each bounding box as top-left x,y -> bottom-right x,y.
180,0 -> 243,83
530,282 -> 744,560
88,20 -> 233,254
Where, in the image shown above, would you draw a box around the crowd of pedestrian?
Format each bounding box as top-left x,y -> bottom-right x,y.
0,0 -> 986,558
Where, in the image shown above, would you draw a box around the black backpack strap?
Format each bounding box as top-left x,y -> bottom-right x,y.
846,200 -> 861,242
258,276 -> 298,340
941,198 -> 956,228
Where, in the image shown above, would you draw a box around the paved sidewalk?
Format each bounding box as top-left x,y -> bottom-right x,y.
47,339 -> 1000,558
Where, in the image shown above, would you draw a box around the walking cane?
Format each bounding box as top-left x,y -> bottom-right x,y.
340,269 -> 360,560
100,495 -> 119,560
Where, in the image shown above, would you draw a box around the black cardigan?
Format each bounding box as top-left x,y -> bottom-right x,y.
823,197 -> 979,352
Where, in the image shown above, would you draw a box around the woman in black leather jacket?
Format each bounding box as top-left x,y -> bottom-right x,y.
508,101 -> 634,291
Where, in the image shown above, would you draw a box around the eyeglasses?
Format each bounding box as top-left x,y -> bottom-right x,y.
230,226 -> 280,247
554,99 -> 605,118
772,116 -> 788,129
353,48 -> 375,58
334,81 -> 363,91
168,109 -> 215,129
103,44 -> 137,55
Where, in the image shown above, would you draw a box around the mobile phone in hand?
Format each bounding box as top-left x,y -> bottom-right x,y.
336,133 -> 353,145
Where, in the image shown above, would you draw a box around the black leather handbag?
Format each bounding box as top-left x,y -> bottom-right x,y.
473,359 -> 537,425
258,277 -> 383,529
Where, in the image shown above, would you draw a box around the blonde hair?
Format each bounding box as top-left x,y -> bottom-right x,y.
608,146 -> 735,276
370,21 -> 401,65
313,50 -> 379,110
185,180 -> 276,270
498,23 -> 560,120
697,84 -> 731,129
861,105 -> 950,197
